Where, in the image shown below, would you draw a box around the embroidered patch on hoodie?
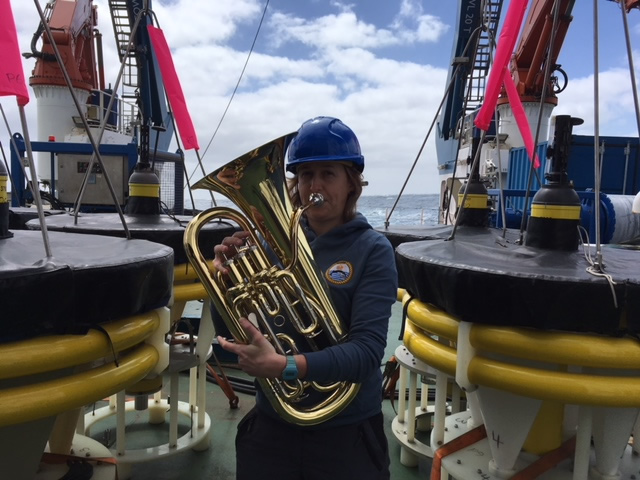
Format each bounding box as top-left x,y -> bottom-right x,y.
325,261 -> 353,285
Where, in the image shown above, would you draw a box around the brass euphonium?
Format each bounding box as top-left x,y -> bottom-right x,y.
183,133 -> 359,426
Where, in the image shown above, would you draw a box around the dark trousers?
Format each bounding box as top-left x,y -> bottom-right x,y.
236,408 -> 390,480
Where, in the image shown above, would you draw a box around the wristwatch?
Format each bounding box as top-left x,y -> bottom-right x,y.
282,355 -> 298,381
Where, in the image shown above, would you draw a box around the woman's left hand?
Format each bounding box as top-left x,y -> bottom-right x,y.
217,316 -> 286,379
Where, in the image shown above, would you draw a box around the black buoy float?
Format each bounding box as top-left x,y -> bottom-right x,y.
125,166 -> 161,215
125,123 -> 161,215
456,136 -> 490,227
525,115 -> 583,251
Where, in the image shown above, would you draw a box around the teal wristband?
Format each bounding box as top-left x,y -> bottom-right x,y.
282,355 -> 298,381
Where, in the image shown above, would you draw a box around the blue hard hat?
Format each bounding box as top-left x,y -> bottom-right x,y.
286,116 -> 365,173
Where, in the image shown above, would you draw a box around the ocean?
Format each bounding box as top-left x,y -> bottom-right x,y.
195,193 -> 440,229
355,194 -> 439,228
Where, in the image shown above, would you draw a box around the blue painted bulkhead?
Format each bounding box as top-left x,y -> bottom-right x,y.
490,135 -> 640,243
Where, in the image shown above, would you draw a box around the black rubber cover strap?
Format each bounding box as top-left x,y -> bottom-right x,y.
0,230 -> 174,343
395,227 -> 640,335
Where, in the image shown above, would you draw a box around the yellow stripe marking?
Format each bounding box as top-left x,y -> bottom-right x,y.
458,193 -> 487,209
531,204 -> 581,220
129,183 -> 160,198
0,175 -> 7,203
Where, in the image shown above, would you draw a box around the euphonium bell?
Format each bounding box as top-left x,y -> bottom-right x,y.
183,133 -> 359,426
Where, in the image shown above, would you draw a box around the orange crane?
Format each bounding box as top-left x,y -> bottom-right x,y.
26,0 -> 103,93
498,0 -> 574,108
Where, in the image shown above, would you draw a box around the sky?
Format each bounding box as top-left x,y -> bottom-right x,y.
3,0 -> 640,198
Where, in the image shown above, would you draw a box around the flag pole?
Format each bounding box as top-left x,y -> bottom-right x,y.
18,102 -> 52,257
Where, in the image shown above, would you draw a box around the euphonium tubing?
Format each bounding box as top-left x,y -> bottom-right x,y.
183,134 -> 359,426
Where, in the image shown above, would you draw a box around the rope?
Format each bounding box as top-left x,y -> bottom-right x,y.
619,0 -> 640,138
592,0 -> 604,268
430,424 -> 487,480
398,293 -> 416,342
578,225 -> 619,309
510,436 -> 576,480
194,0 -> 270,170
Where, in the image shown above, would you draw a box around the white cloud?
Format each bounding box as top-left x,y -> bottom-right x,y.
142,0 -> 261,46
268,11 -> 398,50
392,0 -> 449,43
554,68 -> 640,138
267,1 -> 447,51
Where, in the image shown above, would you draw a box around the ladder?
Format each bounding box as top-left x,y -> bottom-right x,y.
107,0 -> 140,133
108,0 -> 138,96
465,0 -> 503,113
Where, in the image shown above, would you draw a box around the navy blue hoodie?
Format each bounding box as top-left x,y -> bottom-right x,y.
256,212 -> 398,428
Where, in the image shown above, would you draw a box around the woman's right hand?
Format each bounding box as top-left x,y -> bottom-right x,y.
213,231 -> 251,274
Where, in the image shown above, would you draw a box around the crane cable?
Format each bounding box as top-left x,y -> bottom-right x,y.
187,0 -> 271,185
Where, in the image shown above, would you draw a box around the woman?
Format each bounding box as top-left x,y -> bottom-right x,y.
214,116 -> 398,480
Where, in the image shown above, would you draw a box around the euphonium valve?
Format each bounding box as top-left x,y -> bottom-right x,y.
183,134 -> 359,426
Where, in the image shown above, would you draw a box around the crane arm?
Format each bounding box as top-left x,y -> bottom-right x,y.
500,0 -> 574,106
626,1 -> 640,11
26,0 -> 100,92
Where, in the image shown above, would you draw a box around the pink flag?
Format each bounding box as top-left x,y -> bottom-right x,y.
474,0 -> 528,130
147,25 -> 199,150
474,0 -> 539,168
0,0 -> 30,106
503,75 -> 540,168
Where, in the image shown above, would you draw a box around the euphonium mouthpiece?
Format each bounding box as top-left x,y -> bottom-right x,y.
308,193 -> 324,206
